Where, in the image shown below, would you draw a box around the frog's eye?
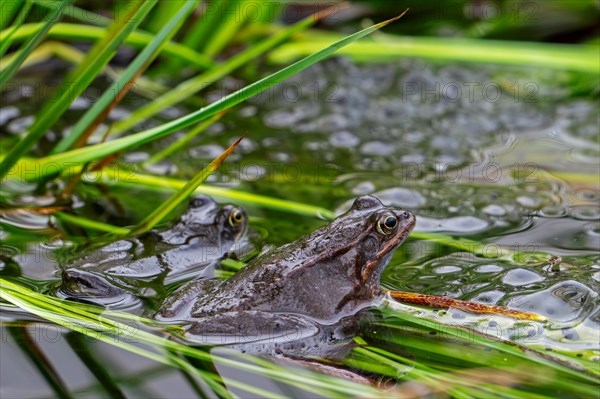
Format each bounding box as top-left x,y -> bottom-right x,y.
377,214 -> 397,235
228,208 -> 244,227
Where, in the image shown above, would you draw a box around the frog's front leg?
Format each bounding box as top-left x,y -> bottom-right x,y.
157,279 -> 218,320
185,311 -> 324,351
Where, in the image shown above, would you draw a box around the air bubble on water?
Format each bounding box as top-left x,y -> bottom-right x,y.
507,280 -> 596,323
431,136 -> 460,150
269,152 -> 293,162
443,216 -> 488,233
41,239 -> 69,250
502,268 -> 544,286
539,205 -> 567,218
330,131 -> 359,148
433,266 -> 461,274
69,96 -> 90,110
264,110 -> 300,129
144,161 -> 178,176
404,131 -> 424,143
108,107 -> 131,121
0,106 -> 20,125
189,144 -> 225,159
159,106 -> 184,119
471,290 -> 506,305
351,181 -> 375,196
475,264 -> 504,273
516,196 -> 541,208
238,106 -> 257,118
360,141 -> 395,156
482,204 -> 506,216
374,187 -> 426,208
7,115 -> 34,134
124,152 -> 149,163
571,206 -> 600,221
261,137 -> 279,148
0,211 -> 52,230
583,222 -> 600,237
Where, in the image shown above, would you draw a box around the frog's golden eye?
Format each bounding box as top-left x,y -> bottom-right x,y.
228,208 -> 244,227
377,214 -> 397,235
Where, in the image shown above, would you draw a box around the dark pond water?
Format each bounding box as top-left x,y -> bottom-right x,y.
1,57 -> 599,396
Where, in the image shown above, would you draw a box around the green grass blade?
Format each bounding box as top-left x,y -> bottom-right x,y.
143,0 -> 187,33
179,0 -> 228,53
2,22 -> 215,69
0,279 -> 377,398
127,136 -> 244,236
86,168 -> 337,220
33,0 -> 111,26
51,0 -> 200,154
144,112 -> 224,165
269,33 -> 600,73
0,0 -> 33,58
109,3 -> 351,136
202,0 -> 246,58
54,212 -> 129,235
0,0 -> 69,86
8,326 -> 74,399
384,304 -> 600,384
64,332 -> 126,399
0,0 -> 24,29
3,12 -> 408,182
0,0 -> 155,179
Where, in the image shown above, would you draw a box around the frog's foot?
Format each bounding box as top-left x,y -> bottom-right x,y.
156,279 -> 218,320
58,268 -> 137,307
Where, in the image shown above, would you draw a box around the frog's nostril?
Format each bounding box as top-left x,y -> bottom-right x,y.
402,211 -> 409,219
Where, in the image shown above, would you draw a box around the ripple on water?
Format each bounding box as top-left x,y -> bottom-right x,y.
482,204 -> 506,217
539,205 -> 568,218
502,268 -> 544,286
507,281 -> 598,323
570,206 -> 600,221
360,141 -> 395,156
374,187 -> 427,208
6,115 -> 34,134
0,211 -> 54,231
475,264 -> 504,273
0,105 -> 20,125
470,290 -> 505,305
416,215 -> 489,233
329,131 -> 359,148
433,265 -> 462,274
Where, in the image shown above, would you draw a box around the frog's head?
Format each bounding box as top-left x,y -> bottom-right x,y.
164,196 -> 248,249
214,204 -> 248,247
326,196 -> 415,296
350,196 -> 415,290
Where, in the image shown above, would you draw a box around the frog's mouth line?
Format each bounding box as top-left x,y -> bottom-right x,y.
360,218 -> 415,285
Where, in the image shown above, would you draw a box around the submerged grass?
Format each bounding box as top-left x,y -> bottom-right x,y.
0,278 -> 379,399
1,277 -> 597,398
2,3 -> 598,398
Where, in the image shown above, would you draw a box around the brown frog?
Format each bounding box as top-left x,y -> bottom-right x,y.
58,196 -> 248,307
157,195 -> 416,357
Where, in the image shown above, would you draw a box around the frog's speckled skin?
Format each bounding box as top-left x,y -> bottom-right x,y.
158,196 -> 415,356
